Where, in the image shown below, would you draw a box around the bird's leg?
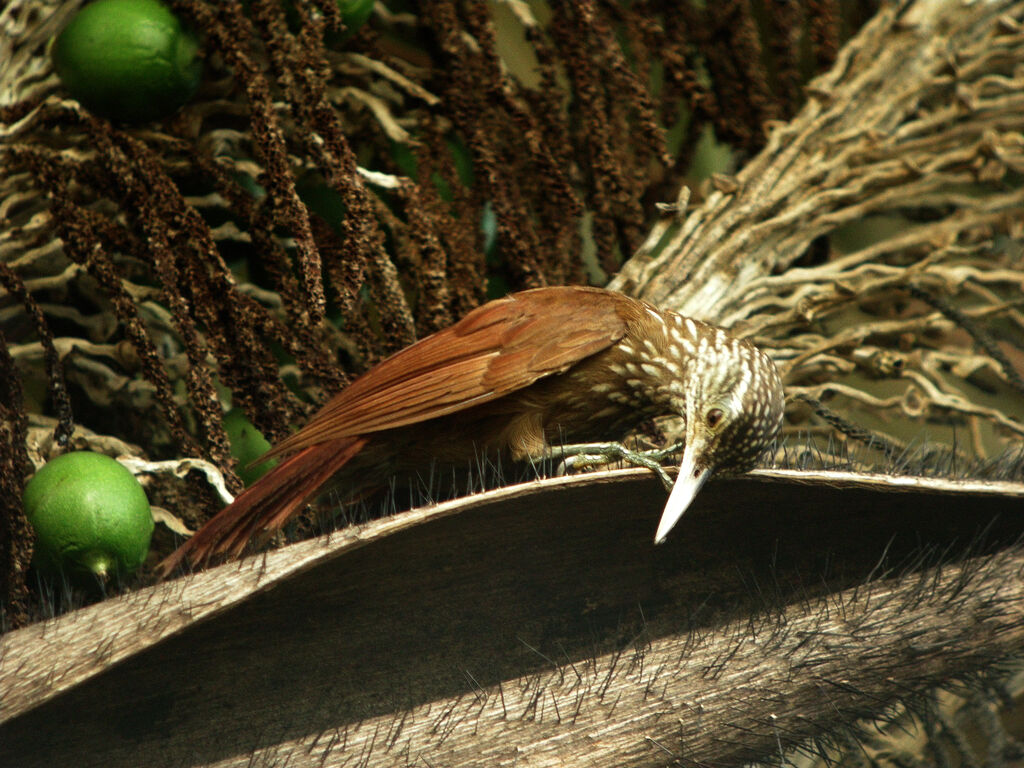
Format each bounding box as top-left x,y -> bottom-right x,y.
545,442 -> 683,491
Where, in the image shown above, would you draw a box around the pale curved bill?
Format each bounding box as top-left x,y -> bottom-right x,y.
654,447 -> 711,544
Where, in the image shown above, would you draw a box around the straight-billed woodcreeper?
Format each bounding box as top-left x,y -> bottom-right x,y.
160,286 -> 785,574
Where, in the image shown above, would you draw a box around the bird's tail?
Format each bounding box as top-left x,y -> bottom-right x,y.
157,437 -> 367,577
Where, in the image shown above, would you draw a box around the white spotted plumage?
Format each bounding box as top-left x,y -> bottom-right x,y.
560,302 -> 784,482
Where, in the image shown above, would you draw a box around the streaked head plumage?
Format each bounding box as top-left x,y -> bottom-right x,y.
655,322 -> 784,544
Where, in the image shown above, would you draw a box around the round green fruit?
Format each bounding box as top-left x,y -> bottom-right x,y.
338,0 -> 374,33
324,0 -> 373,43
223,408 -> 276,486
24,452 -> 154,581
51,0 -> 202,123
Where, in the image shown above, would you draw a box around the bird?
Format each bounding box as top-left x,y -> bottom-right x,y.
158,286 -> 785,575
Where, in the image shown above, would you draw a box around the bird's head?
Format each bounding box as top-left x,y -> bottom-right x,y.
655,333 -> 784,543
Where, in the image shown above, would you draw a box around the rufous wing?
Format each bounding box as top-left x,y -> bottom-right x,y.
263,286 -> 637,460
158,287 -> 639,574
157,437 -> 368,575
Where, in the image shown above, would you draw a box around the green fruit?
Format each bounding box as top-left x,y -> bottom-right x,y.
297,173 -> 347,232
338,0 -> 374,33
223,408 -> 276,486
323,0 -> 373,44
24,452 -> 154,581
51,0 -> 202,123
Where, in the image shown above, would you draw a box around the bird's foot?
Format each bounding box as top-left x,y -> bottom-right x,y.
547,442 -> 682,491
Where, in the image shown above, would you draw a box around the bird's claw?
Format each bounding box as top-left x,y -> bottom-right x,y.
548,441 -> 682,490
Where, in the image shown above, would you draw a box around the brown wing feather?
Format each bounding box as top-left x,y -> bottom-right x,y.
265,287 -> 636,459
157,437 -> 368,574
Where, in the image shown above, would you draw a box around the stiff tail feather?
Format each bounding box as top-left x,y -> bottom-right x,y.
157,437 -> 367,577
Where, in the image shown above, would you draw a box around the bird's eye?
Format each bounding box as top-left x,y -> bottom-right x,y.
706,408 -> 725,430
